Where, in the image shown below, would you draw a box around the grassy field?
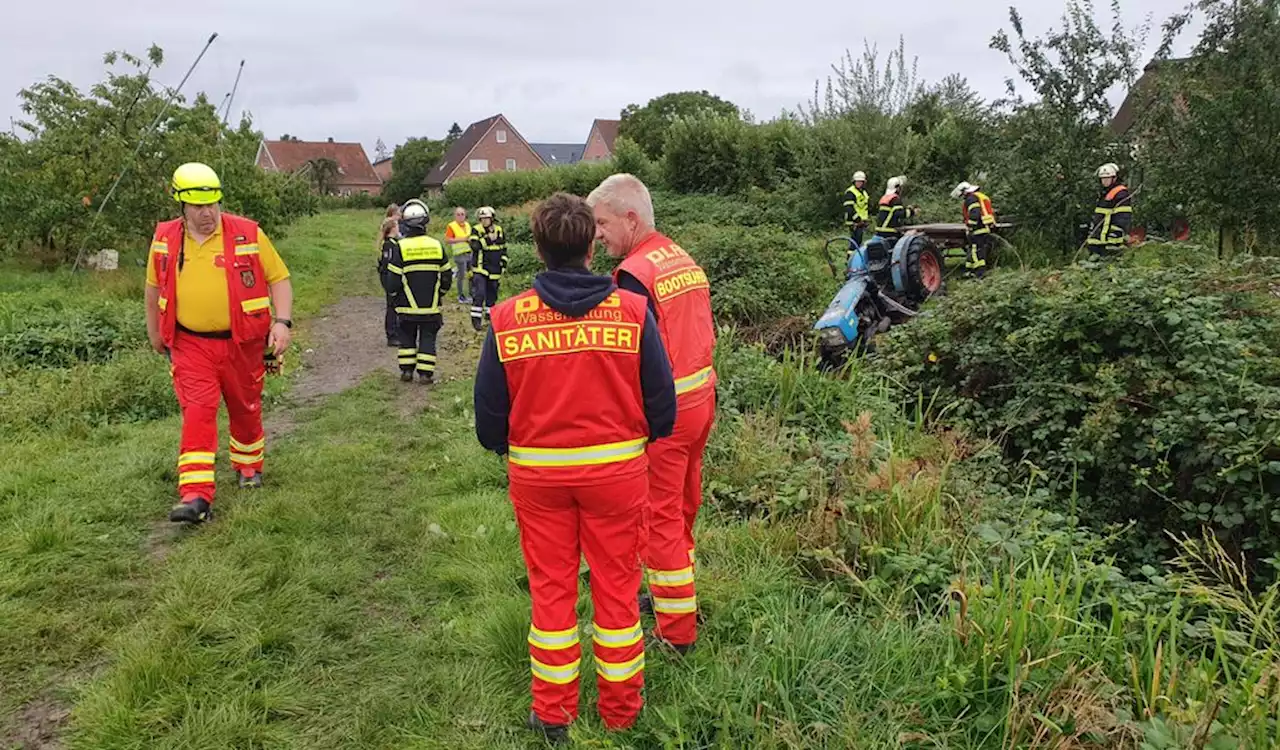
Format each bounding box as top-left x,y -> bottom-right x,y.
3,208 -> 1277,749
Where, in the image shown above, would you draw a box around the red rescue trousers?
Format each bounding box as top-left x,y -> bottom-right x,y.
511,473 -> 647,730
169,331 -> 266,502
645,393 -> 716,646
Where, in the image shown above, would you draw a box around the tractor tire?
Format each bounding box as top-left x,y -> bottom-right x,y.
901,236 -> 946,304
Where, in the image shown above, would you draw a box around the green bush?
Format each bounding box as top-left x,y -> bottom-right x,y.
662,114 -> 770,194
873,260 -> 1280,571
677,223 -> 831,325
443,161 -> 616,209
0,296 -> 145,370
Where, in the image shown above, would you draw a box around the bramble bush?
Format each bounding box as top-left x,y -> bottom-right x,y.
874,260 -> 1280,573
442,161 -> 615,209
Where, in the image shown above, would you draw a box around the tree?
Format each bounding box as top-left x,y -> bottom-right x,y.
1,45 -> 315,264
1139,0 -> 1280,251
619,91 -> 740,159
445,122 -> 463,145
904,75 -> 990,184
380,137 -> 446,205
988,0 -> 1146,253
304,157 -> 341,195
801,37 -> 921,121
374,137 -> 389,162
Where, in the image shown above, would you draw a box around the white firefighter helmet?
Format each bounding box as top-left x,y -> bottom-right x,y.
477,206 -> 496,219
400,199 -> 429,228
1097,163 -> 1120,179
887,175 -> 906,193
951,181 -> 977,199
853,171 -> 866,183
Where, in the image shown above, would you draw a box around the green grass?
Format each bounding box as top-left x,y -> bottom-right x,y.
3,207 -> 1278,749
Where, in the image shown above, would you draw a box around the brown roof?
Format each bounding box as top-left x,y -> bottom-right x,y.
259,139 -> 382,186
1110,58 -> 1188,137
425,115 -> 499,187
591,119 -> 620,152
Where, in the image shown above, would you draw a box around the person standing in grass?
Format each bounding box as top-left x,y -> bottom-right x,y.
382,199 -> 450,384
145,162 -> 293,525
587,173 -> 716,656
474,192 -> 676,743
468,206 -> 507,330
377,203 -> 401,346
444,207 -> 473,304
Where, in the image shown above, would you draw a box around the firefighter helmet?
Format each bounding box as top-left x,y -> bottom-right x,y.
477,206 -> 495,219
853,171 -> 866,183
887,175 -> 906,193
400,199 -> 429,229
171,162 -> 223,205
951,181 -> 979,198
1097,163 -> 1119,179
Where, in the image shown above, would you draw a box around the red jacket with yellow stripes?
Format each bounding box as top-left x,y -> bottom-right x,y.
613,232 -> 717,410
150,213 -> 273,347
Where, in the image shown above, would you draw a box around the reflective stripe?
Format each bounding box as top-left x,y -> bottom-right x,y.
674,366 -> 714,396
653,596 -> 697,614
179,451 -> 216,467
230,451 -> 263,464
151,242 -> 169,254
387,265 -> 404,275
179,471 -> 216,486
648,567 -> 695,587
592,622 -> 642,648
231,437 -> 265,453
234,243 -> 260,256
528,626 -> 579,651
596,653 -> 644,683
241,297 -> 270,314
158,297 -> 169,311
508,437 -> 647,468
531,656 -> 580,685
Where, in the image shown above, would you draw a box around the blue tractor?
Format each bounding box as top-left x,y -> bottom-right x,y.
813,229 -> 945,367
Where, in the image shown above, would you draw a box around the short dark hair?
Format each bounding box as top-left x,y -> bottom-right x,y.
531,192 -> 595,269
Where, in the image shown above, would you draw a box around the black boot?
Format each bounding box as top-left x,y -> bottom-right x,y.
169,496 -> 212,524
237,470 -> 263,489
527,712 -> 569,745
400,370 -> 414,383
417,371 -> 434,385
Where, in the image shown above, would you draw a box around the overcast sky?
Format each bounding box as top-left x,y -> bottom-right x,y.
1,0 -> 1195,159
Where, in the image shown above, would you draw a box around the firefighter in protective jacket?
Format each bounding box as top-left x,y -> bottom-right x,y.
469,206 -> 508,330
382,199 -> 451,383
874,175 -> 913,242
474,192 -> 676,742
952,181 -> 996,278
843,171 -> 870,253
1088,163 -> 1132,256
145,162 -> 294,524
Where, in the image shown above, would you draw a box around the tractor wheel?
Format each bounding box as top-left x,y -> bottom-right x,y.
902,236 -> 945,303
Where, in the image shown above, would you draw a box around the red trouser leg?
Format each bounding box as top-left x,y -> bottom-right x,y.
169,333 -> 222,502
512,481 -> 583,726
578,473 -> 646,730
223,341 -> 266,474
681,395 -> 716,567
646,399 -> 714,646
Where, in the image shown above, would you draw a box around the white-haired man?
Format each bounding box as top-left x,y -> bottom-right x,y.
586,174 -> 716,655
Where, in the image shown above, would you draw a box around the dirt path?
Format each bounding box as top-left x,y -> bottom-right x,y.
267,295 -> 485,435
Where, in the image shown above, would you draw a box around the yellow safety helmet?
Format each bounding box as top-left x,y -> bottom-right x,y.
171,162 -> 223,205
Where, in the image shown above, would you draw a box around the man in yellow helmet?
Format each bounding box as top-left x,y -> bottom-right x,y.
145,162 -> 294,524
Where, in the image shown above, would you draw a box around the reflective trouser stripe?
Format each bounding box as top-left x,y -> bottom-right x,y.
179,471 -> 216,486
529,626 -> 579,651
674,366 -> 714,396
531,657 -> 580,685
596,653 -> 644,683
508,438 -> 647,468
178,452 -> 216,467
653,596 -> 697,614
647,567 -> 694,587
231,437 -> 264,453
398,348 -> 416,366
416,354 -> 436,372
592,622 -> 642,649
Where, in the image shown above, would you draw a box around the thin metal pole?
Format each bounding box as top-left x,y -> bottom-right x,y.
72,32 -> 219,272
223,59 -> 244,127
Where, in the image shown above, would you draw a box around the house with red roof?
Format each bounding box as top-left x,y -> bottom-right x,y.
582,119 -> 620,161
256,137 -> 383,196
